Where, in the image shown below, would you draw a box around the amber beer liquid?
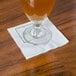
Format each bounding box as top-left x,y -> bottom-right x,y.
20,0 -> 55,20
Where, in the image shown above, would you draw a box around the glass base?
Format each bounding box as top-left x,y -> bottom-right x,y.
23,24 -> 52,45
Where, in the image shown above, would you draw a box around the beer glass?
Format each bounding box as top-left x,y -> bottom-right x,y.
20,0 -> 55,45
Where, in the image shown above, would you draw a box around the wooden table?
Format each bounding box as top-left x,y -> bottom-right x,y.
0,0 -> 76,76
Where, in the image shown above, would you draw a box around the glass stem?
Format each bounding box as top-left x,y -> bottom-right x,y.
31,21 -> 42,38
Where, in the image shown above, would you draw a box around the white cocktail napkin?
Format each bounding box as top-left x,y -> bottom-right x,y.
7,18 -> 69,59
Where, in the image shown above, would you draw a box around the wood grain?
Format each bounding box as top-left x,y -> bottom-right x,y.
0,0 -> 76,76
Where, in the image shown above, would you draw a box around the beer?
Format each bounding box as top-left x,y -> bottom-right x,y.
20,0 -> 55,20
